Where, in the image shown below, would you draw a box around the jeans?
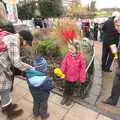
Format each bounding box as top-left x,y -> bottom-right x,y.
27,81 -> 50,117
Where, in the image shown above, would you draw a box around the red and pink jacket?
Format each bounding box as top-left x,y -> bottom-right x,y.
0,30 -> 11,52
61,52 -> 86,83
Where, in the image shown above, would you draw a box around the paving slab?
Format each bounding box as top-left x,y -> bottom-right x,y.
14,77 -> 23,85
97,102 -> 120,117
85,94 -> 98,105
12,85 -> 28,102
0,112 -> 7,120
23,91 -> 33,103
64,103 -> 98,120
97,114 -> 113,120
18,80 -> 29,91
29,115 -> 41,120
90,84 -> 101,96
12,99 -> 33,120
48,102 -> 68,120
49,94 -> 74,109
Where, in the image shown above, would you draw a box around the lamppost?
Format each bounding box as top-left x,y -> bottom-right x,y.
34,0 -> 40,17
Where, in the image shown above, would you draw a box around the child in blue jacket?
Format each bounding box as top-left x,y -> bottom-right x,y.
19,30 -> 54,120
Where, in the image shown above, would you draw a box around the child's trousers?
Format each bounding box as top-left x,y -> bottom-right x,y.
64,81 -> 76,96
27,82 -> 50,118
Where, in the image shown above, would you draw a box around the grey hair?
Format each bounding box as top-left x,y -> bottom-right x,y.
114,15 -> 120,23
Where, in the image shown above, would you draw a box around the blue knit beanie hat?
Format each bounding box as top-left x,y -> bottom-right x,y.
33,56 -> 48,74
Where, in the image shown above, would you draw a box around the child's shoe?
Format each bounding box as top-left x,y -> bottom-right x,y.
65,97 -> 72,106
41,113 -> 50,120
33,104 -> 39,116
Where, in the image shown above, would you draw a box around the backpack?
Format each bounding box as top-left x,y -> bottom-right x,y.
0,31 -> 11,52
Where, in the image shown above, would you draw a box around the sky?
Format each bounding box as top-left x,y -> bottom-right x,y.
81,0 -> 120,9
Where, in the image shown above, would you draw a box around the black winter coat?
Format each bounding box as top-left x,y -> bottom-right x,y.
102,17 -> 119,45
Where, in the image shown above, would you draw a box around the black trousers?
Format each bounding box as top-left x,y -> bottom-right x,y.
94,30 -> 98,41
102,43 -> 114,70
107,67 -> 120,105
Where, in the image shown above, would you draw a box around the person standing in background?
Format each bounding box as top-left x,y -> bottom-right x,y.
102,12 -> 120,72
94,22 -> 98,41
104,15 -> 120,106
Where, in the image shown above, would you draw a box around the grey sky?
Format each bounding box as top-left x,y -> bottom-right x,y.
81,0 -> 120,9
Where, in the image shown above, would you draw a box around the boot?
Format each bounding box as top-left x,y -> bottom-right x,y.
33,103 -> 39,117
2,103 -> 18,113
65,96 -> 72,106
60,96 -> 67,105
2,103 -> 23,118
102,98 -> 117,106
41,113 -> 50,120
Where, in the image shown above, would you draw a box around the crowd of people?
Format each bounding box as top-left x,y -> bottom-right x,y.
31,17 -> 105,42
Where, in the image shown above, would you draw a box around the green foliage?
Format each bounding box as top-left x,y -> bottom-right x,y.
36,39 -> 62,59
96,11 -> 112,17
17,0 -> 63,19
38,0 -> 63,18
17,2 -> 35,20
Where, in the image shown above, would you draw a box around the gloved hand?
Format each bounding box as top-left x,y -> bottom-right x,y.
110,44 -> 118,60
80,81 -> 88,87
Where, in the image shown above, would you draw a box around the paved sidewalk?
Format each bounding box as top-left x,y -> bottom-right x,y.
0,77 -> 113,120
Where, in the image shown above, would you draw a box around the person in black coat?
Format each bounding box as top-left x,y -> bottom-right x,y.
102,16 -> 119,72
104,15 -> 120,106
94,23 -> 98,41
